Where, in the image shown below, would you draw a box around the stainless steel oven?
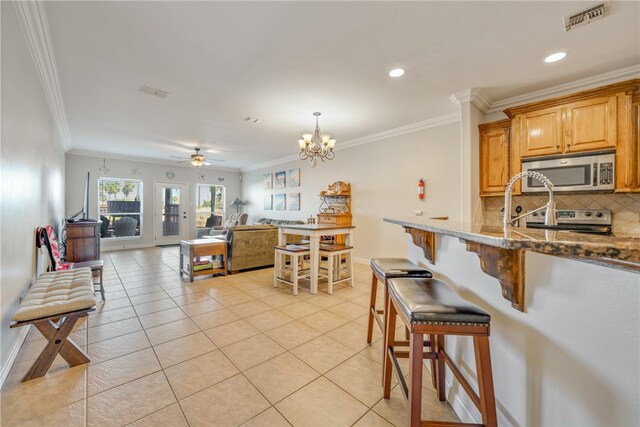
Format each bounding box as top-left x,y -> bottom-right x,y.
521,152 -> 615,193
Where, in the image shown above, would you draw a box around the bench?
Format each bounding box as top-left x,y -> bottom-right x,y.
10,268 -> 97,382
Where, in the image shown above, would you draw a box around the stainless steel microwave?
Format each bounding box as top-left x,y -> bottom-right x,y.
521,152 -> 615,193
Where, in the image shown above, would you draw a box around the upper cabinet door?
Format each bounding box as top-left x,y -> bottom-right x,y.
564,96 -> 617,153
479,121 -> 511,196
520,107 -> 564,157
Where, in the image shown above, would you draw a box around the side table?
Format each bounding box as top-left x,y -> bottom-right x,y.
180,239 -> 227,282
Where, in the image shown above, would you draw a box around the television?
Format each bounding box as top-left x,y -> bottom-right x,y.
69,172 -> 92,222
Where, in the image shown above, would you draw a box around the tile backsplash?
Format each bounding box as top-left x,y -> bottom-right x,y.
483,193 -> 640,236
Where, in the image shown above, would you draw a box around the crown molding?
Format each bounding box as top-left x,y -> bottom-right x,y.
241,112 -> 460,172
13,1 -> 71,150
66,149 -> 242,173
486,64 -> 640,114
449,88 -> 492,113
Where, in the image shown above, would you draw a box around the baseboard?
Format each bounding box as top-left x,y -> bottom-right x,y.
101,243 -> 154,252
0,326 -> 30,388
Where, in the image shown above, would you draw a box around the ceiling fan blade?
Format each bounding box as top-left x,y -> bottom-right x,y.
208,158 -> 225,163
203,161 -> 211,166
176,160 -> 189,164
170,156 -> 189,160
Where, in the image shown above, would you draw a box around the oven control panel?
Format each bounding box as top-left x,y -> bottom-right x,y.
600,163 -> 614,185
526,209 -> 611,225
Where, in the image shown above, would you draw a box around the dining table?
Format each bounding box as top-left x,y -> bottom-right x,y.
277,223 -> 355,294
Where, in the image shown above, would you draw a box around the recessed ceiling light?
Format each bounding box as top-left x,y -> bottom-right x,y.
544,52 -> 567,63
388,68 -> 405,77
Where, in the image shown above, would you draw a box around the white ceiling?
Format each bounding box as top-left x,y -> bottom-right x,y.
45,1 -> 640,170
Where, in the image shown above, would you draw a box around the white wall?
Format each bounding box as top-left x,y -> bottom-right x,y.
242,123 -> 461,261
65,154 -> 242,250
0,3 -> 66,375
404,235 -> 639,426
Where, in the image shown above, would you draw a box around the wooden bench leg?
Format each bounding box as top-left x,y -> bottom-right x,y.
24,314 -> 89,382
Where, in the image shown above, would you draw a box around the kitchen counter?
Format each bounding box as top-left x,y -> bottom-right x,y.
384,216 -> 639,310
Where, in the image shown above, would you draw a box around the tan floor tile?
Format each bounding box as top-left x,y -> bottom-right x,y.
1,364 -> 86,425
306,293 -> 347,309
221,334 -> 285,371
129,291 -> 170,306
373,384 -> 458,426
298,310 -> 349,334
206,286 -> 244,299
203,319 -> 261,348
172,291 -> 213,306
88,306 -> 137,327
103,290 -> 129,301
153,332 -> 217,368
261,293 -> 301,308
191,308 -> 240,330
264,321 -> 321,350
16,399 -> 85,427
93,297 -> 132,313
88,348 -> 161,396
134,298 -> 178,316
88,317 -> 142,344
138,307 -> 188,329
229,300 -> 272,318
353,410 -> 394,426
128,403 -> 188,427
275,377 -> 368,427
326,321 -> 379,352
359,339 -> 384,364
88,330 -> 151,364
180,299 -> 224,317
240,407 -> 291,427
126,285 -> 165,297
291,335 -> 355,374
277,301 -> 322,319
246,309 -> 295,332
164,350 -> 239,400
325,354 -> 394,407
180,374 -> 270,426
244,352 -> 319,404
145,318 -> 200,346
326,300 -> 368,321
87,371 -> 176,427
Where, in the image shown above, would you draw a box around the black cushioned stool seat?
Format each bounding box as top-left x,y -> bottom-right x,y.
387,278 -> 490,325
367,258 -> 432,344
383,277 -> 496,427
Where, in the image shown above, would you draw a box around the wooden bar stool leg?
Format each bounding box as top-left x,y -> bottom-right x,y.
382,295 -> 397,396
366,274 -> 378,344
292,254 -> 299,296
474,336 -> 498,427
348,251 -> 354,287
327,254 -> 334,294
408,331 -> 424,427
435,334 -> 446,401
429,333 -> 438,389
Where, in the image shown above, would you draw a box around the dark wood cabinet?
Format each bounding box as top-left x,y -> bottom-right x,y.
66,221 -> 101,262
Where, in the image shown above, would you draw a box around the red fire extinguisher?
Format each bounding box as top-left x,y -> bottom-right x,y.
418,179 -> 425,200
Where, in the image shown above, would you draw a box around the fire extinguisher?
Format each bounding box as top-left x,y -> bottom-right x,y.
418,179 -> 425,200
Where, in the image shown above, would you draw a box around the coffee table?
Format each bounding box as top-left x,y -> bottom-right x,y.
180,239 -> 227,282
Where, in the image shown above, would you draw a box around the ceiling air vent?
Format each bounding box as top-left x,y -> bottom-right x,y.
244,116 -> 263,124
140,85 -> 169,98
564,3 -> 607,32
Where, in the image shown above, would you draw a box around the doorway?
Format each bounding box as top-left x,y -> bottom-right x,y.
154,182 -> 188,245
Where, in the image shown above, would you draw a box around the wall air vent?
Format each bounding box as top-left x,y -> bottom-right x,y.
564,3 -> 607,32
140,85 -> 169,98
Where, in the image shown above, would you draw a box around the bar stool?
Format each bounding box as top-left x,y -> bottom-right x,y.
274,244 -> 310,295
383,277 -> 496,427
319,243 -> 354,294
367,258 -> 432,343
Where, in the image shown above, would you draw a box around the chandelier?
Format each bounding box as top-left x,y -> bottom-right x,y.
298,112 -> 336,162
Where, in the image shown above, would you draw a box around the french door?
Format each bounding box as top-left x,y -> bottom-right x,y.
155,182 -> 188,246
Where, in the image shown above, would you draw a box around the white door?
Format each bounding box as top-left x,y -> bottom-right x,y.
155,182 -> 188,246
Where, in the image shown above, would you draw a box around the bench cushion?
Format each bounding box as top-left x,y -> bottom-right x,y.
13,268 -> 96,323
371,258 -> 432,280
388,278 -> 490,324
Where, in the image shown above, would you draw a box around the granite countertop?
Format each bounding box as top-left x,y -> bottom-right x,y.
384,217 -> 640,271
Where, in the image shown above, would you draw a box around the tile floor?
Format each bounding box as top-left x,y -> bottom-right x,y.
1,247 -> 459,426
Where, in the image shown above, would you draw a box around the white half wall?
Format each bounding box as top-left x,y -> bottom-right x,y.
241,122 -> 461,261
65,154 -> 242,250
0,3 -> 66,376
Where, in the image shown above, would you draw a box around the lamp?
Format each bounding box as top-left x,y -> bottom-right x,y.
230,198 -> 246,213
298,112 -> 336,162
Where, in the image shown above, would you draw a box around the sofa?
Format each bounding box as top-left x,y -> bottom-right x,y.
255,218 -> 304,226
211,224 -> 303,273
197,213 -> 247,238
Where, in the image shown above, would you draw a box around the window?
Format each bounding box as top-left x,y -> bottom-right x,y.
196,184 -> 225,229
98,178 -> 143,238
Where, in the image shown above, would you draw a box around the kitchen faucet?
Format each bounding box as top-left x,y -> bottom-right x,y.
504,171 -> 556,229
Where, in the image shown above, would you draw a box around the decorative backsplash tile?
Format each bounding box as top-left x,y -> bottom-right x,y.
483,193 -> 640,236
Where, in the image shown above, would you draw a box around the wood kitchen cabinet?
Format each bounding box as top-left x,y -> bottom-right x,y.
479,119 -> 511,196
519,106 -> 564,157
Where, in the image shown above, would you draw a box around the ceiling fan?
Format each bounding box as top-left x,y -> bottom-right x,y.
170,148 -> 224,167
